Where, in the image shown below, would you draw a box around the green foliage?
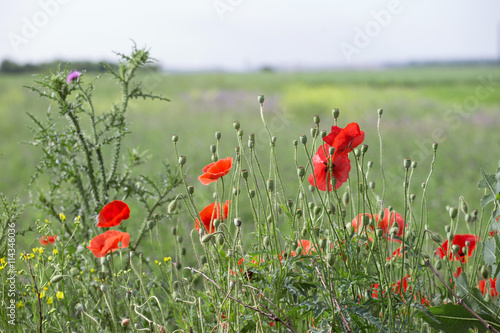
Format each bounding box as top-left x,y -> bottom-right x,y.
419,303 -> 500,333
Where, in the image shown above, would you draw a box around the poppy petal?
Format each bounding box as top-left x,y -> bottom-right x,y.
98,201 -> 130,228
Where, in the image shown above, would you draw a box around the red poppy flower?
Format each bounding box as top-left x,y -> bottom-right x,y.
387,247 -> 403,261
87,230 -> 130,258
454,267 -> 463,278
436,234 -> 479,263
98,200 -> 130,228
291,239 -> 313,256
40,235 -> 57,246
308,143 -> 351,191
479,278 -> 498,298
323,123 -> 365,159
352,208 -> 406,242
198,157 -> 233,185
194,200 -> 230,234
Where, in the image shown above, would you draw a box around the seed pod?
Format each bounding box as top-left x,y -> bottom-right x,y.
320,130 -> 327,138
313,206 -> 321,216
403,158 -> 411,169
172,135 -> 178,143
368,181 -> 375,190
175,262 -> 182,270
176,235 -> 183,243
376,228 -> 384,238
432,142 -> 438,151
361,144 -> 368,154
293,140 -> 298,147
313,115 -> 320,125
435,260 -> 442,270
409,193 -> 416,202
310,127 -> 317,138
213,219 -> 220,228
181,247 -> 186,255
147,221 -> 155,230
451,244 -> 460,254
449,207 -> 458,219
297,167 -> 305,178
233,121 -> 240,130
234,218 -> 242,227
187,186 -> 194,195
332,108 -> 340,119
241,169 -> 248,179
233,187 -> 240,196
249,189 -> 256,198
168,199 -> 177,213
178,156 -> 186,166
299,135 -> 307,144
258,95 -> 265,104
266,179 -> 274,192
296,208 -> 303,218
377,108 -> 383,116
411,161 -> 417,169
201,234 -> 213,243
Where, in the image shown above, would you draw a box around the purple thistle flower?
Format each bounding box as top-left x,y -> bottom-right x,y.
66,71 -> 82,83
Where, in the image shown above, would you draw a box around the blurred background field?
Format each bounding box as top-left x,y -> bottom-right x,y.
1,64 -> 499,251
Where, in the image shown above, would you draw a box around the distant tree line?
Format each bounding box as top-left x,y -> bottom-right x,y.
0,59 -> 160,74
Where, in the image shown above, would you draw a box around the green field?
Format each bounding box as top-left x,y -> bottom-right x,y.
1,65 -> 499,242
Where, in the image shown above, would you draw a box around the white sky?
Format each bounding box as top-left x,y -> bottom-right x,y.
0,0 -> 499,70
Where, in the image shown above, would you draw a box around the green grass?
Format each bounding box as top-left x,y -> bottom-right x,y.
1,64 -> 500,244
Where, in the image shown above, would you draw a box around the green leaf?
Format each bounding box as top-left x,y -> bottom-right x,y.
478,170 -> 497,191
484,238 -> 497,266
418,303 -> 500,333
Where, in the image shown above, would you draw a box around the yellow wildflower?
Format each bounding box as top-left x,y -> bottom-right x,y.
53,249 -> 58,255
17,301 -> 24,308
59,213 -> 66,221
56,291 -> 64,299
164,257 -> 171,263
47,297 -> 53,305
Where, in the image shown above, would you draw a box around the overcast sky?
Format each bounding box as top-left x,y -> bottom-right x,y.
1,0 -> 499,71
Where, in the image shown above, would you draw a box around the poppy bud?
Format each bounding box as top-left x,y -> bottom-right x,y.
313,115 -> 320,125
367,161 -> 373,169
460,199 -> 469,214
267,179 -> 274,192
301,228 -> 307,237
308,202 -> 315,210
297,167 -> 305,178
449,207 -> 458,219
411,161 -> 417,169
296,247 -> 303,256
320,130 -> 327,138
249,189 -> 256,198
329,202 -> 336,215
332,108 -> 340,119
293,139 -> 298,147
299,135 -> 307,144
377,108 -> 383,116
444,225 -> 451,233
187,186 -> 194,195
447,232 -> 454,241
326,253 -> 335,266
258,95 -> 265,104
361,144 -> 368,154
233,187 -> 240,196
310,127 -> 317,138
50,275 -> 64,284
465,214 -> 471,223
465,240 -> 471,248
237,129 -> 243,138
354,148 -> 361,157
235,146 -> 240,153
271,136 -> 277,145
329,146 -> 335,156
435,260 -> 442,270
313,206 -> 321,216
130,251 -> 135,259
171,227 -> 177,235
376,228 -> 384,238
410,193 -> 416,202
342,192 -> 350,206
121,319 -> 130,327
213,219 -> 221,229
472,209 -> 478,217
201,234 -> 213,243
178,156 -> 186,166
215,132 -> 221,140
100,284 -> 108,292
287,199 -> 294,210
428,231 -> 443,243
263,236 -> 270,248
216,234 -> 224,245
176,235 -> 183,243
210,144 -> 216,153
362,215 -> 370,228
451,244 -> 460,254
233,121 -> 240,130
403,158 -> 411,169
234,218 -> 242,227
481,265 -> 490,279
181,247 -> 186,255
432,142 -> 438,151
368,181 -> 375,190
319,238 -> 327,250
389,227 -> 398,237
421,182 -> 426,189
267,214 -> 273,223
168,199 -> 177,213
296,208 -> 303,218
175,262 -> 182,270
172,135 -> 178,143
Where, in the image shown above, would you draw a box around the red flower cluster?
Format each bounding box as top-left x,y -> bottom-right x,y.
435,234 -> 479,263
352,208 -> 407,242
40,235 -> 57,246
479,278 -> 498,298
199,157 -> 233,185
195,200 -> 230,234
308,123 -> 364,191
87,200 -> 131,258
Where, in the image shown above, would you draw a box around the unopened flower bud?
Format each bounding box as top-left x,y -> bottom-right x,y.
201,234 -> 213,243
451,244 -> 460,254
50,275 -> 64,284
403,158 -> 411,169
326,253 -> 335,266
428,231 -> 443,243
435,260 -> 442,270
444,225 -> 451,233
172,135 -> 178,143
100,284 -> 108,292
332,108 -> 340,119
367,161 -> 373,169
258,95 -> 265,104
176,235 -> 183,243
210,144 -> 216,153
263,236 -> 270,248
297,167 -> 305,178
296,208 -> 302,218
465,213 -> 471,223
75,303 -> 84,312
171,227 -> 177,235
310,127 -> 317,138
233,187 -> 240,196
377,108 -> 383,116
299,135 -> 307,144
460,199 -> 469,214
449,207 -> 458,219
147,221 -> 155,230
234,218 -> 242,227
410,193 -> 416,202
482,265 -> 490,279
354,148 -> 360,157
361,144 -> 368,153
175,262 -> 182,270
320,130 -> 327,138
376,228 -> 384,238
432,142 -> 438,151
233,121 -> 240,130
187,186 -> 194,195
342,192 -> 350,206
237,129 -> 243,137
178,156 -> 186,166
368,181 -> 375,190
181,247 -> 186,255
215,131 -> 221,140
293,140 -> 298,147
168,199 -> 177,213
249,189 -> 256,198
313,206 -> 321,216
329,146 -> 335,156
411,161 -> 417,169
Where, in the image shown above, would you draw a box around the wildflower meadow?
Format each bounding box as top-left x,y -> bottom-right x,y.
2,46 -> 500,333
